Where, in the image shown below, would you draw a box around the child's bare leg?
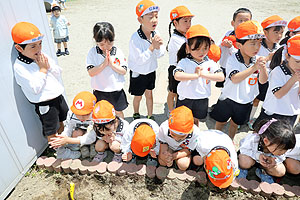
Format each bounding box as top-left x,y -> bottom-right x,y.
264,163 -> 286,177
72,129 -> 84,138
167,92 -> 177,112
115,111 -> 124,119
193,155 -> 203,166
57,121 -> 64,134
133,95 -> 142,114
215,121 -> 226,131
285,158 -> 300,175
109,141 -> 121,153
176,155 -> 191,171
238,154 -> 256,169
57,42 -> 61,50
145,89 -> 153,117
228,119 -> 238,139
63,42 -> 68,49
95,139 -> 108,152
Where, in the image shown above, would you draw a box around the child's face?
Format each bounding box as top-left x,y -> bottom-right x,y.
286,55 -> 300,72
170,131 -> 187,142
75,113 -> 91,122
15,41 -> 42,60
263,138 -> 287,156
138,11 -> 158,32
52,10 -> 61,17
239,39 -> 261,58
187,40 -> 210,62
174,17 -> 192,34
264,27 -> 284,44
231,13 -> 251,30
97,39 -> 113,52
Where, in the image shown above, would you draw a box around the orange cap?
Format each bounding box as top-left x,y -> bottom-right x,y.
11,22 -> 44,44
288,16 -> 300,32
235,20 -> 265,40
70,91 -> 96,115
207,44 -> 221,62
186,24 -> 210,40
131,124 -> 156,157
170,6 -> 194,21
92,100 -> 116,124
136,0 -> 159,17
169,106 -> 193,135
261,15 -> 287,29
205,148 -> 233,188
287,35 -> 300,60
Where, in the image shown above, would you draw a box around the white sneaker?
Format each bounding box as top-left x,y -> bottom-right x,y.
56,147 -> 81,160
92,151 -> 107,163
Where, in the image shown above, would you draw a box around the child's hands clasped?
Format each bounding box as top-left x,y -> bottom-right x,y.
151,34 -> 163,50
259,154 -> 276,169
195,66 -> 203,77
48,134 -> 68,148
221,39 -> 233,48
36,53 -> 50,73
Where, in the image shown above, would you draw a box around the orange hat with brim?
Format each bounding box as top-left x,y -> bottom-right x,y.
288,16 -> 300,32
205,148 -> 234,188
235,20 -> 265,40
207,44 -> 221,62
136,0 -> 159,17
169,106 -> 193,135
170,6 -> 194,21
287,35 -> 300,60
11,22 -> 44,44
92,100 -> 116,124
131,124 -> 156,157
186,24 -> 210,40
261,15 -> 287,29
71,91 -> 97,115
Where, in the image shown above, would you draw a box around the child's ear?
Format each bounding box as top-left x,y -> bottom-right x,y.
236,42 -> 242,49
15,44 -> 24,53
137,16 -> 143,24
263,137 -> 271,146
185,43 -> 190,54
263,29 -> 268,36
231,20 -> 235,27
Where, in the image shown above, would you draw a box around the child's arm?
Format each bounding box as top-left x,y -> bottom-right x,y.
172,148 -> 191,160
151,34 -> 165,58
273,72 -> 299,99
200,62 -> 225,82
174,61 -> 199,81
49,135 -> 80,148
230,62 -> 259,84
87,52 -> 109,77
107,50 -> 127,75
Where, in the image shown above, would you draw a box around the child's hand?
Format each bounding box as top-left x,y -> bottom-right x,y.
102,133 -> 115,143
36,53 -> 50,73
195,66 -> 203,77
259,154 -> 275,168
48,134 -> 68,148
149,149 -> 157,158
257,56 -> 267,70
221,39 -> 233,48
151,34 -> 163,49
122,152 -> 132,162
266,52 -> 275,62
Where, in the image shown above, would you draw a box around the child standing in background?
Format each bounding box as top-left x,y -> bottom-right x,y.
50,5 -> 70,57
280,16 -> 300,45
174,25 -> 224,126
128,0 -> 165,121
87,22 -> 128,119
167,6 -> 194,113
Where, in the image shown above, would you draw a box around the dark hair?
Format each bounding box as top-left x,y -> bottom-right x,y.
14,42 -> 27,50
269,46 -> 285,70
51,6 -> 61,12
177,36 -> 211,62
264,26 -> 284,32
93,118 -> 117,136
236,38 -> 249,45
93,22 -> 115,43
254,119 -> 296,151
166,17 -> 182,51
279,31 -> 291,45
233,8 -> 252,21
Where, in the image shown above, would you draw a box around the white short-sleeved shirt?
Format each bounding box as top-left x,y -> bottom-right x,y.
263,63 -> 300,116
158,120 -> 200,151
86,46 -> 127,92
168,30 -> 186,66
174,56 -> 222,100
195,130 -> 239,176
220,50 -> 259,104
14,53 -> 64,103
128,27 -> 165,75
50,15 -> 69,39
239,133 -> 286,164
257,39 -> 279,72
286,134 -> 300,161
218,30 -> 238,69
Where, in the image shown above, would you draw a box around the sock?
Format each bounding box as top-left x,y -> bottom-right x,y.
57,49 -> 61,52
65,48 -> 68,51
249,106 -> 257,120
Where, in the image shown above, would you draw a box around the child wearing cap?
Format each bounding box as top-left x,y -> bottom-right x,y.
87,22 -> 128,119
253,35 -> 300,128
48,91 -> 97,159
158,106 -> 201,171
193,130 -> 238,188
215,8 -> 252,88
166,5 -> 194,113
280,16 -> 300,46
121,118 -> 160,166
210,20 -> 268,139
50,5 -> 70,56
92,100 -> 129,163
128,0 -> 165,120
12,22 -> 68,142
174,25 -> 224,126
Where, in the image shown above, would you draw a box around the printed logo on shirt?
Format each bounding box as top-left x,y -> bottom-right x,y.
248,77 -> 257,85
179,139 -> 190,149
75,99 -> 84,110
206,79 -> 210,84
114,58 -> 120,65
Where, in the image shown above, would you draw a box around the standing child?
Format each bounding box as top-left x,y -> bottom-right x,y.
87,22 -> 128,119
284,134 -> 300,175
50,5 -> 70,57
128,0 -> 165,120
166,6 -> 194,113
210,20 -> 268,139
12,22 -> 68,142
174,25 -> 224,126
158,106 -> 201,171
238,119 -> 296,183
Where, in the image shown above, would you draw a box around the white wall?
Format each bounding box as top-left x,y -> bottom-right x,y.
0,0 -> 59,199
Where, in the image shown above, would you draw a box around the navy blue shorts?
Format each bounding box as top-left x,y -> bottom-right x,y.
176,98 -> 208,120
168,65 -> 179,93
129,71 -> 156,96
93,89 -> 128,111
54,36 -> 69,43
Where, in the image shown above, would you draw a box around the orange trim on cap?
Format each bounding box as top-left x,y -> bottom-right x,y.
261,15 -> 287,29
186,24 -> 210,40
170,6 -> 194,21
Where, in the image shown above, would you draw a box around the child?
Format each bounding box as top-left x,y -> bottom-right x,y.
12,22 -> 68,141
280,16 -> 300,45
248,15 -> 287,129
87,22 -> 128,119
167,6 -> 194,113
128,0 -> 165,120
238,119 -> 296,183
284,134 -> 300,175
48,91 -> 97,159
92,100 -> 129,163
216,8 -> 252,88
193,130 -> 239,188
121,118 -> 160,166
253,35 -> 300,128
210,20 -> 268,139
50,5 -> 70,56
158,106 -> 201,171
174,25 -> 224,126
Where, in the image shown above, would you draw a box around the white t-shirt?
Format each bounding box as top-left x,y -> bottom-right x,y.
14,53 -> 64,103
128,27 -> 165,75
286,134 -> 300,161
120,118 -> 160,155
218,30 -> 238,69
86,46 -> 127,92
168,30 -> 186,66
257,39 -> 279,72
263,64 -> 300,116
157,120 -> 200,151
174,56 -> 221,100
220,50 -> 259,104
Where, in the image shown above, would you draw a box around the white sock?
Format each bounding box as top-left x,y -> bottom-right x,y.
250,106 -> 257,119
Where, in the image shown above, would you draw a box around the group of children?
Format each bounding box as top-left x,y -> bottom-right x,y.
11,0 -> 300,189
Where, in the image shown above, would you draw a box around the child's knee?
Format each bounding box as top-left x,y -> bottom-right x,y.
95,140 -> 108,152
72,129 -> 84,138
268,164 -> 286,177
285,158 -> 300,175
193,155 -> 203,166
176,156 -> 191,171
238,154 -> 255,169
110,141 -> 121,153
